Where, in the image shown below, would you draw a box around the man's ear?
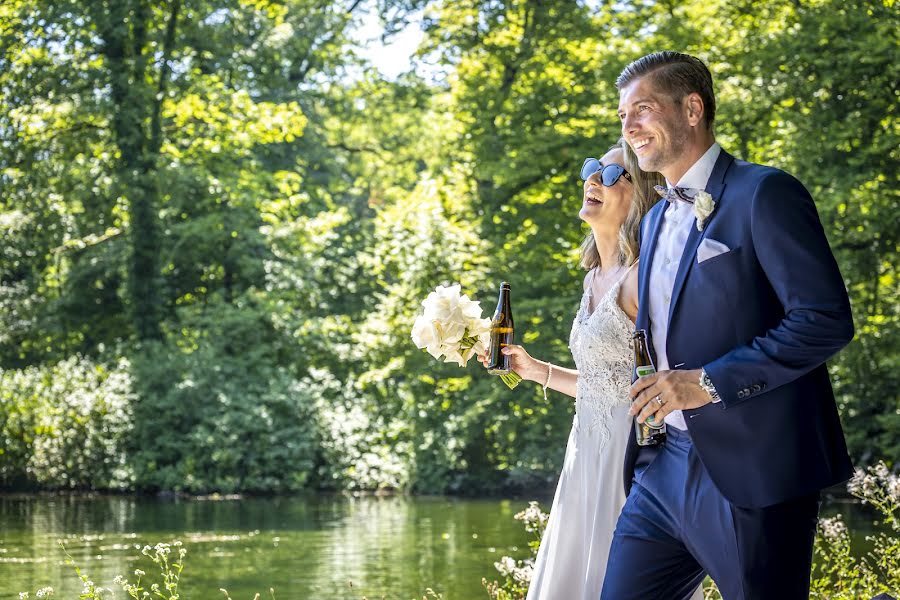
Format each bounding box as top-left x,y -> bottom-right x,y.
685,93 -> 704,127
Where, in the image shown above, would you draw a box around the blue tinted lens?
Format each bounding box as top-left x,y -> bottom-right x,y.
601,164 -> 625,187
581,158 -> 600,180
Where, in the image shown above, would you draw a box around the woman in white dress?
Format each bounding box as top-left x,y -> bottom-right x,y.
482,139 -> 703,599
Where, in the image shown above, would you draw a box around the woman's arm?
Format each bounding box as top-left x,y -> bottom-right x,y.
479,345 -> 578,399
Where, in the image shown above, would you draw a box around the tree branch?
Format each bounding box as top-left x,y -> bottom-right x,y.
149,0 -> 181,155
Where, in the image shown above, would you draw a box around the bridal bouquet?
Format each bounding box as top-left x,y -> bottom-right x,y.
411,283 -> 522,388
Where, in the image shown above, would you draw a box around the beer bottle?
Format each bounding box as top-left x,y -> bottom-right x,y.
487,282 -> 514,374
633,329 -> 666,446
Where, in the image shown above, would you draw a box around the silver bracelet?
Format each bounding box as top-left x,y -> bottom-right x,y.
542,363 -> 553,401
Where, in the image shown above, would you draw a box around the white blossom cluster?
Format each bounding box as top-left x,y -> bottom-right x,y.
514,501 -> 550,534
493,555 -> 535,587
848,461 -> 900,506
818,516 -> 849,542
18,591 -> 53,600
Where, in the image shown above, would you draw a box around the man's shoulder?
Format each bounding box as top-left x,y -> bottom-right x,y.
725,155 -> 805,193
728,156 -> 791,182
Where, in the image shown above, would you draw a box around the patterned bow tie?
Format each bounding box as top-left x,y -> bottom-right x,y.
654,185 -> 697,204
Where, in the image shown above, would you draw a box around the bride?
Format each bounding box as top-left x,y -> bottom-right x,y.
482,139 -> 703,599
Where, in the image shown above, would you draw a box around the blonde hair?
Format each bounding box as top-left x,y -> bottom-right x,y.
579,138 -> 664,270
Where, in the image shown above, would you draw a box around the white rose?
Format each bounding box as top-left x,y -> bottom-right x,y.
411,315 -> 437,354
693,190 -> 716,231
442,347 -> 467,367
423,284 -> 463,322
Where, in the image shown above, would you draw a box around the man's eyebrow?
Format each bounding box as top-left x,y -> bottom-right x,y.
623,97 -> 656,108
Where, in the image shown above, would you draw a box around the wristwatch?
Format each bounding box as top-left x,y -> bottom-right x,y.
699,368 -> 721,403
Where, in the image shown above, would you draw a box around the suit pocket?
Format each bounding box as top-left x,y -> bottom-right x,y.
692,246 -> 744,302
696,245 -> 742,269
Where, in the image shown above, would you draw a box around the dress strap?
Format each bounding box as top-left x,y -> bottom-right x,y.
598,261 -> 638,311
616,260 -> 638,286
584,266 -> 599,295
607,260 -> 638,291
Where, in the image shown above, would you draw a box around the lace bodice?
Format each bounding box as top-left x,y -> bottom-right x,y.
568,268 -> 635,446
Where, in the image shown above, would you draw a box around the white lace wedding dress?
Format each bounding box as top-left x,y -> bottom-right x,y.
526,268 -> 702,600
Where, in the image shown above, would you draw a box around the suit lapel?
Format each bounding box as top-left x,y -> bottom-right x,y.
666,150 -> 735,329
637,199 -> 669,334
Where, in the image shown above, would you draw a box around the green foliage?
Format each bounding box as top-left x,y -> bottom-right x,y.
128,302 -> 319,494
0,0 -> 896,494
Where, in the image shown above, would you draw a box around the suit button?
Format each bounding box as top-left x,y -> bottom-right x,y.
752,384 -> 761,393
743,388 -> 751,396
737,390 -> 746,399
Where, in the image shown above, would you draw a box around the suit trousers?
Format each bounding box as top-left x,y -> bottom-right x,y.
600,427 -> 820,600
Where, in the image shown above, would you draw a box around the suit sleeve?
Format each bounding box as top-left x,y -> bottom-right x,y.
703,171 -> 854,408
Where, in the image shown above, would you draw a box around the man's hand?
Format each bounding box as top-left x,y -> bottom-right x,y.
629,369 -> 711,424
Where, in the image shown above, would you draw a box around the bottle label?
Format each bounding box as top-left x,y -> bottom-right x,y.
635,365 -> 656,378
491,327 -> 513,333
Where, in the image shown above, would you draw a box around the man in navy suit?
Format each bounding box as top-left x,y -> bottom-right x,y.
600,52 -> 854,599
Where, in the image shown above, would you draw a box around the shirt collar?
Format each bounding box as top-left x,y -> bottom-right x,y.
666,142 -> 721,191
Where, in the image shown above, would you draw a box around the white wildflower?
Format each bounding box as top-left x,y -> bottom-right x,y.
819,516 -> 848,541
888,475 -> 900,502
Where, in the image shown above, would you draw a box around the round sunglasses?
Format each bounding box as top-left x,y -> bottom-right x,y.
580,158 -> 632,187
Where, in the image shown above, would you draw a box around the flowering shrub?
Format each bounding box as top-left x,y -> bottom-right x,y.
810,461 -> 900,598
309,367 -> 413,491
482,501 -> 546,599
0,355 -> 134,489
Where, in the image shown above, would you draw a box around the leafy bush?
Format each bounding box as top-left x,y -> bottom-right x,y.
128,341 -> 318,494
0,355 -> 134,490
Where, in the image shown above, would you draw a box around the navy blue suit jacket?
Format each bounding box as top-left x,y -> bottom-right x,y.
625,149 -> 854,508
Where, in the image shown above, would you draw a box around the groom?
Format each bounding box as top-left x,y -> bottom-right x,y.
600,52 -> 855,599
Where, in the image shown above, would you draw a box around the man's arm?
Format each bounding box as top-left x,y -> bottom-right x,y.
703,170 -> 854,407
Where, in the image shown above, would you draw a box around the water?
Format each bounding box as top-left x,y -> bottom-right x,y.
0,495 -> 531,600
0,493 -> 885,600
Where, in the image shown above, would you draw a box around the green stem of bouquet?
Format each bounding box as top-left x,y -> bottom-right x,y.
499,371 -> 523,389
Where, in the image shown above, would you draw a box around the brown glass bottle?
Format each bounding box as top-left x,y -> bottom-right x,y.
633,329 -> 666,446
487,282 -> 514,374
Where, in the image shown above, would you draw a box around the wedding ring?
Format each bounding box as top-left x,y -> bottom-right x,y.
654,395 -> 663,407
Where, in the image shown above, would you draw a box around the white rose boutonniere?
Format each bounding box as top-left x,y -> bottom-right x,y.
693,190 -> 716,231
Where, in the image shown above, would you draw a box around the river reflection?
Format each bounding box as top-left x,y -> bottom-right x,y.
0,492 -> 885,599
0,495 -> 531,600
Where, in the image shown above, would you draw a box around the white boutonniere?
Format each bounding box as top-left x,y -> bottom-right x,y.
693,191 -> 716,231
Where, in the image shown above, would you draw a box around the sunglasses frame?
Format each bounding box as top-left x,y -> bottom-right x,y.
581,158 -> 633,187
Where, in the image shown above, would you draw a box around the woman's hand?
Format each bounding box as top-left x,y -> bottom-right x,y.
478,344 -> 543,383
